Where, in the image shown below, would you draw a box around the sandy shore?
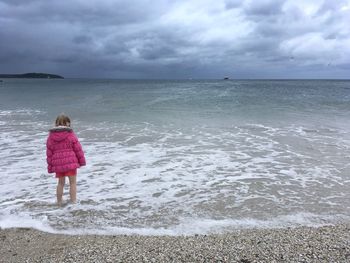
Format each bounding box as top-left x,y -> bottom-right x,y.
1,224 -> 350,262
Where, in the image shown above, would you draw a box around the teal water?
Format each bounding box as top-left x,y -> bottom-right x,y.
0,79 -> 350,235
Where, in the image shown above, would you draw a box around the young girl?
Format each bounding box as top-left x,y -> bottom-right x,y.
46,114 -> 86,205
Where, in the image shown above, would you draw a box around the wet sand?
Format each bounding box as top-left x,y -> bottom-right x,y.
1,224 -> 350,262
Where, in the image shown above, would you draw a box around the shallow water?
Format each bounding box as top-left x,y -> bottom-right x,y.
0,79 -> 350,235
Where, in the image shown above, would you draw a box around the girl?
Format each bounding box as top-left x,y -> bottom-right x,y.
46,114 -> 86,205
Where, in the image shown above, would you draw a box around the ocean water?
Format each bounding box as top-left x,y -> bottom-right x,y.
0,79 -> 350,235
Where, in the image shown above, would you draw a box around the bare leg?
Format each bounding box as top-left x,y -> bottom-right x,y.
68,175 -> 77,203
57,177 -> 65,206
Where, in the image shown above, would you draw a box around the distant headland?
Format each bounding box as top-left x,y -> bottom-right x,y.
0,73 -> 64,79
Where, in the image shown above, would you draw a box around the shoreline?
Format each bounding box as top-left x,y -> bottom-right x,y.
1,224 -> 349,262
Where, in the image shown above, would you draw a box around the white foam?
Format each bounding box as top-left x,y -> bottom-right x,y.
1,212 -> 346,236
1,119 -> 350,235
0,215 -> 56,233
0,109 -> 44,116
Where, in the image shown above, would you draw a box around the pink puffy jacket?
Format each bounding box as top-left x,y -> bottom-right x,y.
46,127 -> 86,173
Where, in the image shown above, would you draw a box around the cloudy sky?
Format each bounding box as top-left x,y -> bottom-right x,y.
0,0 -> 349,79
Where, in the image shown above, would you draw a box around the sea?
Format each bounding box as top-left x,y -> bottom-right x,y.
0,79 -> 350,235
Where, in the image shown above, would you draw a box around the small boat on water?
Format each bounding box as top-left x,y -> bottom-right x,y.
223,77 -> 230,80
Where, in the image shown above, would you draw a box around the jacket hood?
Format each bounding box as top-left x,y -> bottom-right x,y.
49,126 -> 72,132
49,126 -> 73,142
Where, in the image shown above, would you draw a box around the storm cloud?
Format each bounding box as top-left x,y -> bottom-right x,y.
0,0 -> 349,78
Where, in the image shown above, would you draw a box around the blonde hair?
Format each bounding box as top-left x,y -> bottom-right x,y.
55,114 -> 71,127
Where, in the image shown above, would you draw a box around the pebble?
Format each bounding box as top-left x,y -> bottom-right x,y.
0,224 -> 349,262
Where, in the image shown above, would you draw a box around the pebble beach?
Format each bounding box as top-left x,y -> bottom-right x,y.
1,224 -> 350,262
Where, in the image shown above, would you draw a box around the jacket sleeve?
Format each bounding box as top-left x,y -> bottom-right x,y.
46,136 -> 53,173
71,132 -> 86,166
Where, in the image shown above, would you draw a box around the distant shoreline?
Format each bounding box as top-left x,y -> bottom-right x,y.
1,76 -> 350,81
0,73 -> 64,79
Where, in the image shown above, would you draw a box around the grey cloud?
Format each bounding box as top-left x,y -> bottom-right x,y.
243,0 -> 284,16
0,0 -> 164,25
73,35 -> 93,45
318,1 -> 345,15
139,45 -> 178,61
133,32 -> 192,61
338,63 -> 350,70
225,0 -> 244,9
0,0 -> 349,78
0,0 -> 38,6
